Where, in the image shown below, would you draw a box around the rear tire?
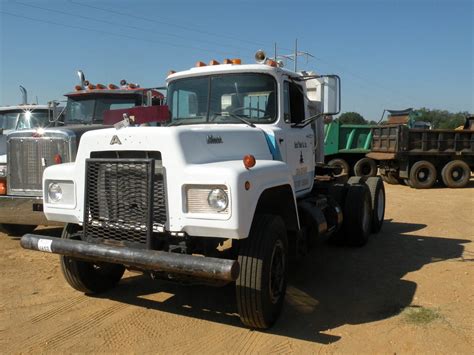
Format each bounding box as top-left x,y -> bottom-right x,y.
441,160 -> 470,188
409,160 -> 437,189
366,177 -> 385,233
236,215 -> 288,329
343,184 -> 372,246
0,224 -> 37,236
60,224 -> 125,294
328,158 -> 350,182
354,158 -> 377,178
381,172 -> 399,185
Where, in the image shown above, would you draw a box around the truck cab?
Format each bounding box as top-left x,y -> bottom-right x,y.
21,53 -> 385,329
0,72 -> 164,235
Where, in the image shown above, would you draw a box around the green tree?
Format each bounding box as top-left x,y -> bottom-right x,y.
338,112 -> 367,124
415,108 -> 469,129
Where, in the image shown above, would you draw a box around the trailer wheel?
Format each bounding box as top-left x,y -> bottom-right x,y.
381,172 -> 399,185
236,215 -> 288,329
441,160 -> 470,188
60,224 -> 125,294
409,161 -> 437,189
343,184 -> 372,246
366,177 -> 385,233
354,158 -> 377,178
328,158 -> 350,181
0,224 -> 36,236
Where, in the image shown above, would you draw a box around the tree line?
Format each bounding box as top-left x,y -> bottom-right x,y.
337,108 -> 471,129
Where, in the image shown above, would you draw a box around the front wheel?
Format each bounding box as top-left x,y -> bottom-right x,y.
366,177 -> 385,233
236,215 -> 288,329
0,224 -> 37,236
60,224 -> 125,294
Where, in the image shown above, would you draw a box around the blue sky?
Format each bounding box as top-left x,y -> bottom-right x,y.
1,0 -> 472,120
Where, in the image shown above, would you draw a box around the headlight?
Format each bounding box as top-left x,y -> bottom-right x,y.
0,165 -> 6,178
185,185 -> 230,214
48,183 -> 63,202
207,188 -> 228,211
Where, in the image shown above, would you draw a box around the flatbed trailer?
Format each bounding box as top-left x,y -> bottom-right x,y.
367,120 -> 474,188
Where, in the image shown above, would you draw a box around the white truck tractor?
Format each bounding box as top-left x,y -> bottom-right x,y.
21,52 -> 386,329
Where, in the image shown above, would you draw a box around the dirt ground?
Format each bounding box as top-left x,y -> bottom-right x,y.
1,182 -> 473,353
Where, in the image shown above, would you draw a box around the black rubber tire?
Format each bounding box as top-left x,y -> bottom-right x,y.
381,172 -> 399,185
409,160 -> 437,189
343,184 -> 372,247
236,215 -> 288,329
354,158 -> 377,178
60,224 -> 125,294
366,177 -> 385,233
347,176 -> 365,185
403,179 -> 412,187
441,160 -> 470,188
328,158 -> 350,182
0,224 -> 36,236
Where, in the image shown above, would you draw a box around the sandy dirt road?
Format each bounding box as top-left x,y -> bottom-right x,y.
1,183 -> 473,353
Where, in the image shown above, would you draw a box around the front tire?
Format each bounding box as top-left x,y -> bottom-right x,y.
0,224 -> 37,236
60,224 -> 125,294
236,215 -> 288,329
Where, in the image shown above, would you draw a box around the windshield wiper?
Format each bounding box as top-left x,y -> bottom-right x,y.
211,112 -> 256,128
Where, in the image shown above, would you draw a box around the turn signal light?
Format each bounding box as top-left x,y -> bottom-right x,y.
209,59 -> 220,65
54,154 -> 62,164
108,84 -> 118,89
196,61 -> 207,67
0,179 -> 6,195
243,154 -> 256,169
231,58 -> 242,65
266,59 -> 277,67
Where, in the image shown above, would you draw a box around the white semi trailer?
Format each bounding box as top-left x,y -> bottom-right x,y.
21,51 -> 385,329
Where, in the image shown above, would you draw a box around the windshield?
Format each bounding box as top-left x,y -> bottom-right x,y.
167,73 -> 277,125
65,96 -> 140,124
0,110 -> 51,130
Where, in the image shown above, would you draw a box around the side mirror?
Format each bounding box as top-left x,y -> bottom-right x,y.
321,75 -> 341,115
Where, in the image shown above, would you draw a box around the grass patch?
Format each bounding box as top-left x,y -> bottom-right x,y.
403,306 -> 441,325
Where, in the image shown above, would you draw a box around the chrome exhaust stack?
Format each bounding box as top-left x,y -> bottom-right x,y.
19,85 -> 28,105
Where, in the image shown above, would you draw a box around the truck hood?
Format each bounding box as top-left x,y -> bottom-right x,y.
77,125 -> 275,165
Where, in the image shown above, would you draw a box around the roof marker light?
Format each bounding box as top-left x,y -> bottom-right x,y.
87,84 -> 96,90
209,59 -> 220,65
231,58 -> 242,65
223,59 -> 232,64
196,61 -> 207,67
266,59 -> 278,67
74,85 -> 82,91
108,84 -> 118,89
168,70 -> 176,76
96,83 -> 106,89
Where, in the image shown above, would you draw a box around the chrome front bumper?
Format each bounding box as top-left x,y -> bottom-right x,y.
0,195 -> 61,226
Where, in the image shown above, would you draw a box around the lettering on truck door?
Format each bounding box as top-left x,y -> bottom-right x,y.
283,81 -> 314,193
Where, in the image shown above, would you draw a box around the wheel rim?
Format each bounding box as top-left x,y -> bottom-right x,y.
416,168 -> 430,182
376,189 -> 385,221
450,167 -> 465,182
269,240 -> 285,304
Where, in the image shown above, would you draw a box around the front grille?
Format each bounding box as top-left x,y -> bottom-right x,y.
8,136 -> 70,195
83,158 -> 167,248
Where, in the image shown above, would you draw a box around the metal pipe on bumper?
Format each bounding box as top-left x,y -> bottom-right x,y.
20,234 -> 240,282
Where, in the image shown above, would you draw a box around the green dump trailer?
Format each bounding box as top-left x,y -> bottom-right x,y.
324,121 -> 378,179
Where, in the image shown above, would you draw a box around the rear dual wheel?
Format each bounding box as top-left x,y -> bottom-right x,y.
409,160 -> 437,189
354,157 -> 377,178
441,160 -> 470,188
